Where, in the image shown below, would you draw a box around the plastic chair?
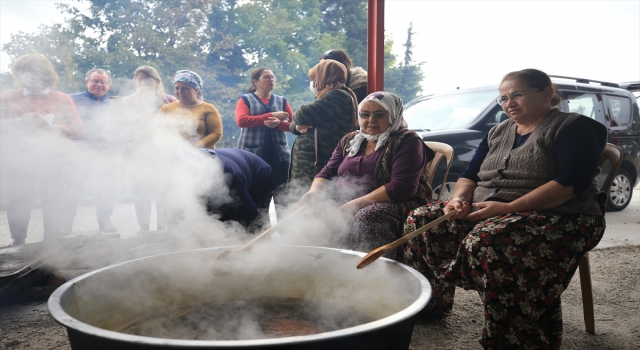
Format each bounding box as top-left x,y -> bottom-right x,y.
579,143 -> 623,334
424,141 -> 454,201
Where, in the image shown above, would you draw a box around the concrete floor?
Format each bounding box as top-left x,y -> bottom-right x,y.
1,190 -> 638,248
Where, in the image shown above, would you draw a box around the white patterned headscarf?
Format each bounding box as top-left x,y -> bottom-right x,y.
348,91 -> 407,158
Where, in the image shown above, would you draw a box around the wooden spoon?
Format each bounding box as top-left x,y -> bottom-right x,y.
212,204 -> 310,275
356,210 -> 457,269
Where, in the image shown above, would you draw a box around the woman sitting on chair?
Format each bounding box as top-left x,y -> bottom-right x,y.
300,92 -> 434,259
403,69 -> 608,349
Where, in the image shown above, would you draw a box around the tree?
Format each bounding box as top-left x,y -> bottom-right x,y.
319,0 -> 368,67
2,0 -> 420,145
384,22 -> 424,103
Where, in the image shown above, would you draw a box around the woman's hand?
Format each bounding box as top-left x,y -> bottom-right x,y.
298,189 -> 316,205
443,178 -> 477,220
295,125 -> 313,133
338,199 -> 362,216
20,112 -> 53,130
465,201 -> 511,221
444,198 -> 471,220
300,178 -> 329,205
272,111 -> 289,121
264,116 -> 281,128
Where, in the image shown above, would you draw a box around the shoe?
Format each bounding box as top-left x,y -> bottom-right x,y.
99,222 -> 118,233
9,237 -> 26,247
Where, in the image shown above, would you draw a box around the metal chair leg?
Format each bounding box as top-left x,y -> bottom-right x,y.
579,253 -> 595,334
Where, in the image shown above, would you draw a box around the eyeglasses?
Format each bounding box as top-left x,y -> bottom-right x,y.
88,79 -> 110,85
496,89 -> 542,105
359,111 -> 387,119
261,75 -> 277,81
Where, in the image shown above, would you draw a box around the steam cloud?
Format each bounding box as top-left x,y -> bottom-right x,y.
1,81 -> 368,263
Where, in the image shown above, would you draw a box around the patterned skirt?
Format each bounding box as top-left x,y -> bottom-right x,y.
340,202 -> 404,260
402,199 -> 605,349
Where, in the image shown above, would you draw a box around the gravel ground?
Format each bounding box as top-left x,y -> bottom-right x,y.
1,245 -> 638,350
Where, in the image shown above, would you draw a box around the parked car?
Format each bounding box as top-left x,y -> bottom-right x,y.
405,76 -> 640,211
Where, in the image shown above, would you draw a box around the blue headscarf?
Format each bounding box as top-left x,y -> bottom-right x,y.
173,70 -> 203,91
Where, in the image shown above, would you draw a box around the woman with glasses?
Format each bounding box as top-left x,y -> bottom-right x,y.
118,65 -> 176,233
319,49 -> 368,103
299,92 -> 434,260
402,69 -> 607,349
236,67 -> 294,212
0,53 -> 84,246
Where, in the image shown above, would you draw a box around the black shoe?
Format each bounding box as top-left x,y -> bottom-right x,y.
99,222 -> 118,234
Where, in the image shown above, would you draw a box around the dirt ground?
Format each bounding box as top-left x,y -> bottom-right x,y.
0,245 -> 638,350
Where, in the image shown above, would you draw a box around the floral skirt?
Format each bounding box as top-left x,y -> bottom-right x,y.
402,200 -> 605,350
341,202 -> 403,260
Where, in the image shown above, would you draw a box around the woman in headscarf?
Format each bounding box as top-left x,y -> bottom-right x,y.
158,70 -> 223,148
319,49 -> 368,103
289,59 -> 358,188
299,92 -> 434,259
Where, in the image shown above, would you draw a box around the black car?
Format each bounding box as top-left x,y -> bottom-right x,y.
404,76 -> 640,211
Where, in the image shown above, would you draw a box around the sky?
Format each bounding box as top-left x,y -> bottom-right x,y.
1,0 -> 639,95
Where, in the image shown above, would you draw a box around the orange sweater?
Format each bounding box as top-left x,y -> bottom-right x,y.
158,101 -> 223,148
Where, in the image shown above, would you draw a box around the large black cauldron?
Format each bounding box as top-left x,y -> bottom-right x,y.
48,245 -> 431,350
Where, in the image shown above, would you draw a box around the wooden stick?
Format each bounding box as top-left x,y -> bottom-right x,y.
235,204 -> 310,252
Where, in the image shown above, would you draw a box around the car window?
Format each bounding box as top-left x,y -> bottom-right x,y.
564,93 -> 605,123
404,91 -> 497,131
486,107 -> 509,125
607,96 -> 632,126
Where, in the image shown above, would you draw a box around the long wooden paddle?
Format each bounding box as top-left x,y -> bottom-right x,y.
356,210 -> 457,269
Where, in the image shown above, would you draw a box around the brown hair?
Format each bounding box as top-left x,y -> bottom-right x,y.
11,53 -> 59,88
133,65 -> 166,96
247,67 -> 270,93
502,68 -> 562,107
321,49 -> 353,85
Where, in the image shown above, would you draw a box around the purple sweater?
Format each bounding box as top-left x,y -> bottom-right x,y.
315,137 -> 425,202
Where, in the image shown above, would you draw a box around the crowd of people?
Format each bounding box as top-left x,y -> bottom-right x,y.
0,50 -> 369,241
0,51 -> 609,349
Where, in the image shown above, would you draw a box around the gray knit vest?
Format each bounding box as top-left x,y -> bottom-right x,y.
237,93 -> 290,162
474,109 -> 604,216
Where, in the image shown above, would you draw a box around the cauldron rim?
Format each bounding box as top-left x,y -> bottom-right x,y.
48,245 -> 431,347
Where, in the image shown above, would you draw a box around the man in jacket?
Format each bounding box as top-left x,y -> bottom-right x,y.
61,69 -> 122,234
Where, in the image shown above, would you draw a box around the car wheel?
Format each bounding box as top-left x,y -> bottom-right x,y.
432,174 -> 458,201
606,168 -> 633,211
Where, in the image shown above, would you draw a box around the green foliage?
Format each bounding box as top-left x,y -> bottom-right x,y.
319,0 -> 368,67
0,72 -> 14,93
2,0 -> 425,146
384,22 -> 424,104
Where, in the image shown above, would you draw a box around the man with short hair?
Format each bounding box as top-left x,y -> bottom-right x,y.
61,69 -> 121,234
